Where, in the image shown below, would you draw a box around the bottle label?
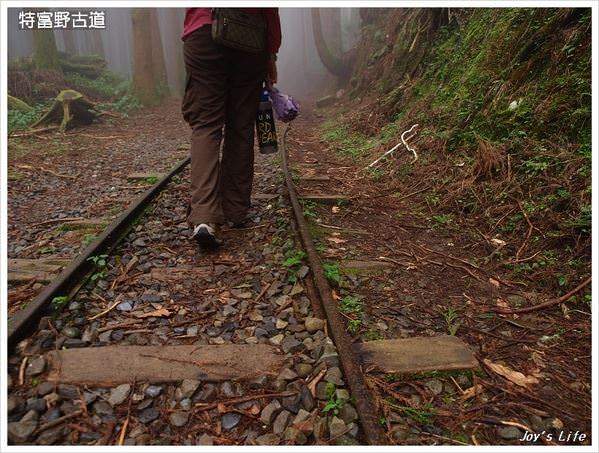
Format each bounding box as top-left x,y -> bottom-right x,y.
256,109 -> 278,149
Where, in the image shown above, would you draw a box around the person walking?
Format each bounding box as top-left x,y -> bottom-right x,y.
181,8 -> 281,248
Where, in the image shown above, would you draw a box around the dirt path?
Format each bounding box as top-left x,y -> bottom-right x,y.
285,109 -> 592,446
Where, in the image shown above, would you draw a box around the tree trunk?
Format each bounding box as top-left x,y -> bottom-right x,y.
168,8 -> 186,95
32,28 -> 61,71
90,30 -> 105,57
311,8 -> 355,85
62,29 -> 76,55
131,8 -> 160,105
149,9 -> 170,97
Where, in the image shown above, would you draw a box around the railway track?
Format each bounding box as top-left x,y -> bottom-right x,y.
6,126 -> 384,446
9,118 -> 581,447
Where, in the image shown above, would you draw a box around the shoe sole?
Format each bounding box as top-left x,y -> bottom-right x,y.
194,228 -> 222,249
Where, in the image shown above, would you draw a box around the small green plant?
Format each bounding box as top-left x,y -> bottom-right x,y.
300,200 -> 318,220
323,262 -> 342,286
363,328 -> 383,341
87,254 -> 109,283
431,214 -> 453,227
81,233 -> 97,247
443,307 -> 461,336
394,403 -> 436,425
322,383 -> 345,416
283,248 -> 306,283
347,319 -> 362,334
143,176 -> 159,184
50,296 -> 69,310
87,254 -> 108,268
340,295 -> 363,315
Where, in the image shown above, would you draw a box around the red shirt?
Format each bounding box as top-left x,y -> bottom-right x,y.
182,7 -> 281,54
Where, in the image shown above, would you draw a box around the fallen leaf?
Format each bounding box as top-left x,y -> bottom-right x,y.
217,403 -> 228,414
491,238 -> 506,247
460,384 -> 484,400
331,289 -> 341,301
551,418 -> 564,429
134,307 -> 171,318
327,237 -> 347,244
496,298 -> 509,309
332,206 -> 341,214
483,359 -> 539,387
489,278 -> 500,288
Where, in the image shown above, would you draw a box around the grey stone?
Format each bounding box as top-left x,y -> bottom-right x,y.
255,433 -> 281,445
26,398 -> 47,413
300,385 -> 316,411
196,434 -> 213,445
295,363 -> 313,378
36,425 -> 67,445
340,404 -> 358,423
329,416 -> 347,438
336,389 -> 350,401
145,385 -> 163,398
83,392 -> 97,405
269,334 -> 284,346
26,356 -> 46,376
7,395 -> 25,415
58,384 -> 79,400
108,384 -> 131,406
81,327 -> 98,343
138,407 -> 160,424
325,367 -> 344,386
313,416 -> 329,441
304,317 -> 325,333
37,382 -> 54,397
316,382 -> 329,400
169,411 -> 189,427
63,339 -> 88,348
272,410 -> 292,435
249,375 -> 269,389
424,378 -> 444,395
43,408 -> 62,423
222,412 -> 242,430
278,368 -> 298,381
62,327 -> 81,339
260,400 -> 282,424
318,352 -> 340,368
497,426 -> 523,440
7,411 -> 38,443
194,383 -> 217,402
92,400 -> 113,416
137,399 -> 153,411
117,302 -> 133,311
282,392 -> 302,414
283,426 -> 307,444
180,379 -> 201,399
221,381 -> 242,398
529,414 -> 545,433
180,398 -> 192,410
281,336 -> 305,354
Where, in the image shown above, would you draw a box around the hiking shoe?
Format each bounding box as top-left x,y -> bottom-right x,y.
191,223 -> 222,249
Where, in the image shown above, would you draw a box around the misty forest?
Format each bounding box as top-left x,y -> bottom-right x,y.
5,7 -> 592,448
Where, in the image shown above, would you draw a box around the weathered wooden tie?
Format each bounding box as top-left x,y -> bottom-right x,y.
8,258 -> 70,283
353,335 -> 477,374
340,260 -> 394,276
46,344 -> 285,385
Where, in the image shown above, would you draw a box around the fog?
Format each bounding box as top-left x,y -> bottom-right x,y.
7,7 -> 362,100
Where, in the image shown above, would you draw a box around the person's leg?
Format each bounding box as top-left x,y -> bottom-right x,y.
182,26 -> 227,226
219,50 -> 267,224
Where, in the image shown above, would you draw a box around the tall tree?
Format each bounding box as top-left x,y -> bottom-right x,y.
90,30 -> 105,57
33,27 -> 61,71
61,29 -> 76,55
311,8 -> 356,86
149,9 -> 169,96
131,8 -> 169,105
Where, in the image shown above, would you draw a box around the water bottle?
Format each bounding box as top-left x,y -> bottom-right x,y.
256,87 -> 278,154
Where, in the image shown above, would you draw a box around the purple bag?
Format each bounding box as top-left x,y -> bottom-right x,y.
268,86 -> 300,123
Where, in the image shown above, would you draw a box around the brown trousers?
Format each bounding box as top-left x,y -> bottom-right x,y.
182,26 -> 267,225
